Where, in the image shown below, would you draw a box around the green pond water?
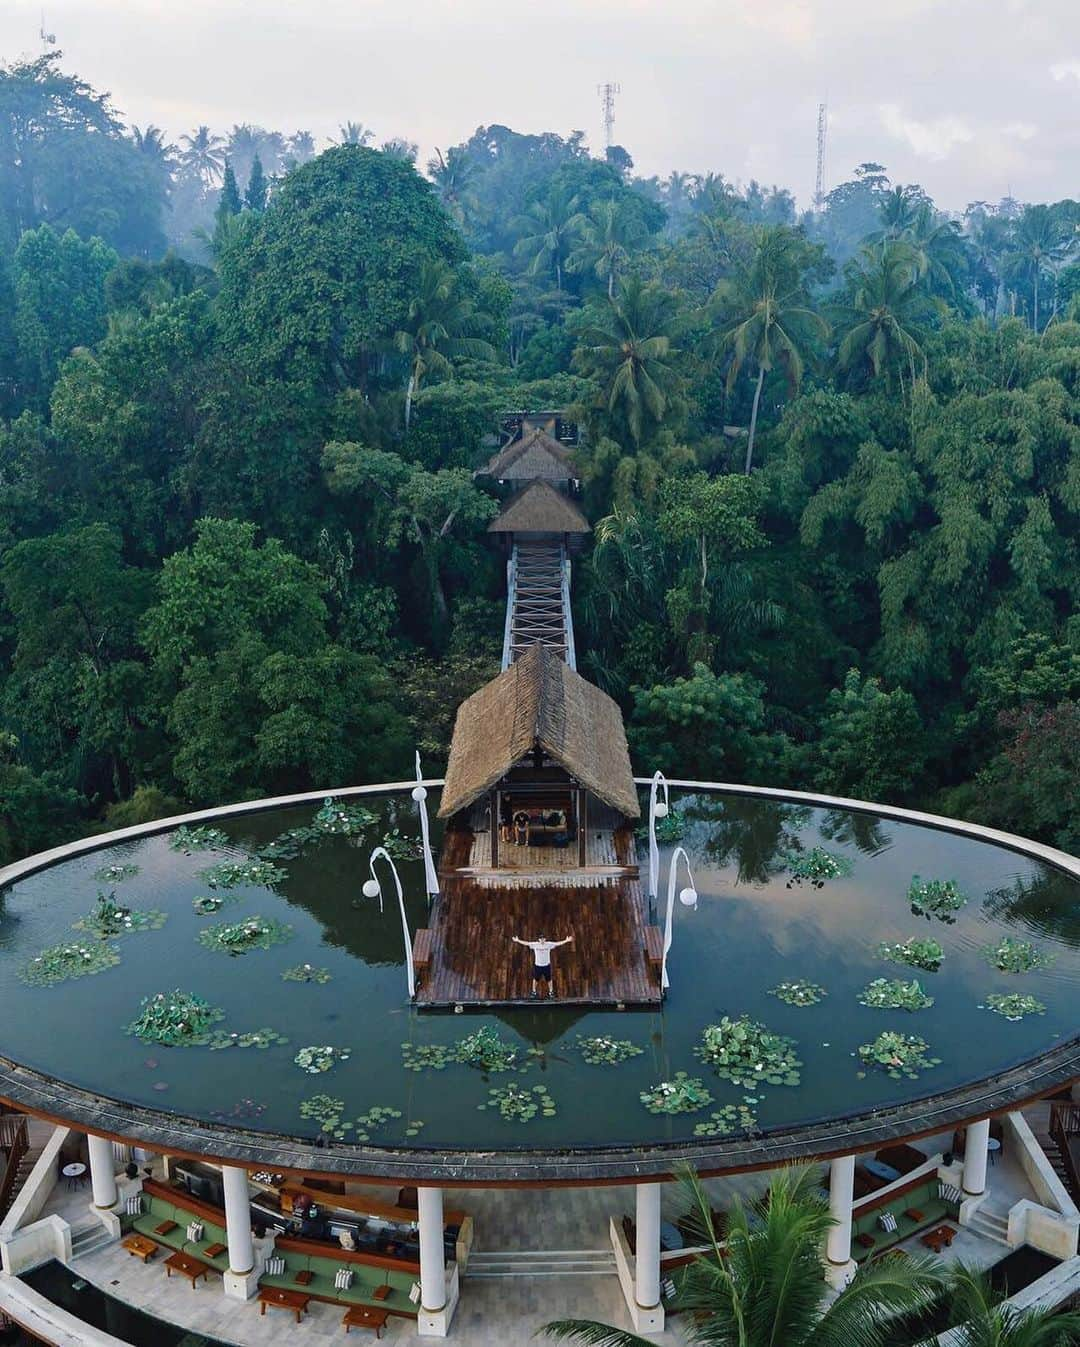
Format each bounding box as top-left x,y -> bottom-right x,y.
0,789 -> 1077,1153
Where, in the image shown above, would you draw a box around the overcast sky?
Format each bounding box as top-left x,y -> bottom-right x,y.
3,0 -> 1078,212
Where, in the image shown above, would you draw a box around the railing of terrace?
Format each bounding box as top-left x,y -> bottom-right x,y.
1048,1102 -> 1080,1203
0,1113 -> 29,1221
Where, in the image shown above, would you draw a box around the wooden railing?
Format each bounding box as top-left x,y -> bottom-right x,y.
0,1113 -> 29,1221
1049,1102 -> 1080,1202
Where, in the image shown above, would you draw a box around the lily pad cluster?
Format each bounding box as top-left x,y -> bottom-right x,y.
769,979 -> 826,1007
197,915 -> 292,955
696,1015 -> 802,1087
380,828 -> 421,861
125,990 -> 225,1045
75,891 -> 166,938
257,826 -> 326,861
313,798 -> 377,836
908,875 -> 967,922
198,859 -> 287,890
858,978 -> 934,1011
982,938 -> 1053,974
93,862 -> 139,883
784,847 -> 853,888
170,825 -> 232,854
294,1044 -> 351,1074
401,1042 -> 458,1072
20,940 -> 121,986
576,1035 -> 644,1065
983,992 -> 1046,1021
479,1083 -> 555,1122
192,893 -> 236,916
857,1030 -> 941,1080
641,1072 -> 714,1115
354,1106 -> 405,1142
877,937 -> 944,971
299,1094 -> 350,1139
207,1027 -> 288,1051
282,963 -> 332,984
693,1103 -> 759,1137
455,1025 -> 521,1073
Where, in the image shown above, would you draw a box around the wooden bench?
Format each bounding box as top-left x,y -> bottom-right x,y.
412,929 -> 434,984
644,926 -> 664,983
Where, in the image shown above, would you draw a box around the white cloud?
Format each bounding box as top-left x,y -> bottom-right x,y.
878,104 -> 974,161
1050,60 -> 1080,81
1002,121 -> 1037,140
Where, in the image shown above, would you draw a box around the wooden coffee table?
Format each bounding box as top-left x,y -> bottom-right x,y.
343,1305 -> 389,1337
920,1223 -> 956,1253
122,1234 -> 157,1262
259,1287 -> 310,1323
164,1251 -> 211,1286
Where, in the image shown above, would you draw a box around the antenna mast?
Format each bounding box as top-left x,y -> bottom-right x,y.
597,82 -> 620,150
39,10 -> 57,47
814,102 -> 828,212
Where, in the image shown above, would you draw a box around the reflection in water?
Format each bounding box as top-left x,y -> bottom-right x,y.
819,808 -> 892,857
985,871 -> 1080,948
685,797 -> 811,885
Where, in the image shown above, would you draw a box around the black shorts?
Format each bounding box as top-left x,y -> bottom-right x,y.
533,964 -> 551,981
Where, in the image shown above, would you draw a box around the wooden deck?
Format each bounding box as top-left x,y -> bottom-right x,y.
417,824 -> 660,1008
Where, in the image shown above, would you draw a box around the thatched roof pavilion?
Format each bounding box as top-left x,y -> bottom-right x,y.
479,428 -> 579,483
437,644 -> 639,820
488,480 -> 591,536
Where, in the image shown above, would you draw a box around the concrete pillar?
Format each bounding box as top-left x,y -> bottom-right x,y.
632,1182 -> 665,1333
221,1165 -> 257,1300
86,1134 -> 118,1211
417,1186 -> 457,1337
963,1118 -> 991,1198
824,1154 -> 858,1290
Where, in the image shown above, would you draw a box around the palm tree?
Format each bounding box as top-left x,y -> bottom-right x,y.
945,1263 -> 1080,1346
381,137 -> 418,163
567,199 -> 647,297
287,130 -> 316,165
542,1167 -> 942,1347
513,184 -> 585,293
877,185 -> 922,239
178,126 -> 225,186
834,240 -> 929,394
906,204 -> 969,303
335,122 -> 375,146
427,147 -> 476,223
710,225 -> 830,473
390,260 -> 496,431
1006,204 -> 1072,331
573,276 -> 684,448
130,124 -> 174,168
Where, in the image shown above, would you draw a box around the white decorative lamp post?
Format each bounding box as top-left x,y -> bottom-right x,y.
661,845 -> 697,992
647,770 -> 670,905
362,847 -> 416,997
413,750 -> 440,899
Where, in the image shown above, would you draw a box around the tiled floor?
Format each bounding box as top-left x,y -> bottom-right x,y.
26,1136 -> 1040,1345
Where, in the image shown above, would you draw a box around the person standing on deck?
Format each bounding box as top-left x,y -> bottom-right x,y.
512,933 -> 573,999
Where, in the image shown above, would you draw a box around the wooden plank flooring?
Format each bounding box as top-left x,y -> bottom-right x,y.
419,825 -> 660,1008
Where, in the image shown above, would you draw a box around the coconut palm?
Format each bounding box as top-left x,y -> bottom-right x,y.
335,121 -> 375,146
905,204 -> 970,303
541,1166 -> 942,1347
390,260 -> 496,431
178,126 -> 226,186
381,137 -> 418,163
286,130 -> 316,165
877,185 -> 923,239
567,199 -> 647,297
945,1262 -> 1080,1346
572,276 -> 685,448
427,147 -> 476,223
710,225 -> 830,473
834,240 -> 929,394
130,124 -> 174,168
1005,204 -> 1072,331
513,184 -> 585,293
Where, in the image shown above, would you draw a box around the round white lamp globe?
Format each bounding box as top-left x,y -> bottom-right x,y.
411,785 -> 427,803
654,800 -> 669,819
361,878 -> 380,899
678,886 -> 698,909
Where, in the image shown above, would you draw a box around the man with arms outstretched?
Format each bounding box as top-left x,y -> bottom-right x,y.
512,933 -> 573,999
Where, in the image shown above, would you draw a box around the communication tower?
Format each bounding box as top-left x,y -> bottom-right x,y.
597,82 -> 620,150
814,102 -> 828,212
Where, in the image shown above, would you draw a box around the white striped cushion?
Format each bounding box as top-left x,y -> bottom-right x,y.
409,1281 -> 421,1304
125,1195 -> 143,1216
334,1267 -> 354,1290
264,1255 -> 285,1276
878,1211 -> 898,1232
938,1182 -> 962,1205
186,1221 -> 204,1243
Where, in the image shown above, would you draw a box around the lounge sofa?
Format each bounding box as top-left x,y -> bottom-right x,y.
260,1235 -> 420,1318
121,1178 -> 231,1273
850,1172 -> 961,1263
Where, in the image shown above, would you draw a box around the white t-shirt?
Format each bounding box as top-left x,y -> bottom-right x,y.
525,940 -> 560,967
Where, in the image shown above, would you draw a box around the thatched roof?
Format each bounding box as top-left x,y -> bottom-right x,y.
488,481 -> 591,535
438,644 -> 640,820
480,428 -> 578,482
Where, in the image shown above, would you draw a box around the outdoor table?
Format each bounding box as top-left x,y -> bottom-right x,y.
343,1305 -> 389,1337
259,1287 -> 310,1323
61,1162 -> 86,1190
987,1137 -> 1002,1166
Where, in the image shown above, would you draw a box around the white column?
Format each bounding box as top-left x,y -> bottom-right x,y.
635,1183 -> 662,1316
963,1118 -> 991,1198
221,1164 -> 257,1300
824,1154 -> 857,1289
87,1133 -> 118,1210
417,1186 -> 457,1337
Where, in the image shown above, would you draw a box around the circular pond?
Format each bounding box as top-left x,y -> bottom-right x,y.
0,785 -> 1077,1180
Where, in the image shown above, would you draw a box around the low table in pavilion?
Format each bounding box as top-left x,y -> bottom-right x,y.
343,1305 -> 389,1337
164,1251 -> 211,1286
121,1234 -> 156,1263
259,1286 -> 310,1323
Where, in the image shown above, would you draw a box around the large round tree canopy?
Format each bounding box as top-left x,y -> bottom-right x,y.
217,146 -> 465,388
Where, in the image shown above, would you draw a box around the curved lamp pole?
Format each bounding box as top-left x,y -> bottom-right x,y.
661,845 -> 697,993
362,847 -> 416,998
647,770 -> 670,906
413,751 -> 440,900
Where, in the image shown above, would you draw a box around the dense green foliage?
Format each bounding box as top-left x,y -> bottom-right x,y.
0,55 -> 1077,861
